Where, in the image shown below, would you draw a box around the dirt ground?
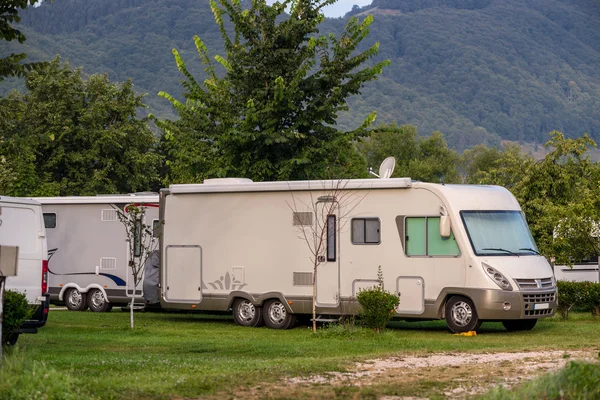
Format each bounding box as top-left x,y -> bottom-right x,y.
244,349 -> 598,399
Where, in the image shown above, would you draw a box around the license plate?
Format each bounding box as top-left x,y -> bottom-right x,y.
533,303 -> 549,310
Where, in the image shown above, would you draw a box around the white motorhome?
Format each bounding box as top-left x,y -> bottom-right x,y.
0,196 -> 49,343
158,178 -> 557,332
34,194 -> 159,312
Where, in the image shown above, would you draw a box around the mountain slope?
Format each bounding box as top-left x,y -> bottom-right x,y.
2,0 -> 599,150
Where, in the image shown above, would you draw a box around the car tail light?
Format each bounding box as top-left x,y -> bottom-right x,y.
42,260 -> 48,294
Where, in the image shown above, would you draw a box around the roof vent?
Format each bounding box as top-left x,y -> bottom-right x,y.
203,178 -> 253,185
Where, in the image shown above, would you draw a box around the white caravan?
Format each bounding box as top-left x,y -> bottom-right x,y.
0,196 -> 49,343
158,178 -> 557,332
34,194 -> 159,312
554,263 -> 599,283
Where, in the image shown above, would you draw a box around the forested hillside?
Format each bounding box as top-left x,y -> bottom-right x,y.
2,0 -> 599,150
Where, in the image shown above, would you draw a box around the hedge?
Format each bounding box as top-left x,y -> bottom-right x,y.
556,280 -> 600,319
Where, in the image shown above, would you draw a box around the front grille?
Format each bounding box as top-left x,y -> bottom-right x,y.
523,292 -> 556,303
515,277 -> 554,290
525,309 -> 553,316
523,290 -> 556,316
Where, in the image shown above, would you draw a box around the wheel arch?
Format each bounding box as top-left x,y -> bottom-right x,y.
435,289 -> 477,319
226,291 -> 257,309
257,292 -> 293,313
59,284 -> 110,303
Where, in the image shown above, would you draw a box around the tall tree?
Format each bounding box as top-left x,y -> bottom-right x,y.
474,131 -> 600,264
1,0 -> 51,132
0,57 -> 161,196
156,0 -> 389,183
0,0 -> 48,82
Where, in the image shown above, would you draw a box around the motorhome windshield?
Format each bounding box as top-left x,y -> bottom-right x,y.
461,211 -> 539,256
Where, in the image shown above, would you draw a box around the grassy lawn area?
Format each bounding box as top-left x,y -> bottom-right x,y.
6,310 -> 600,399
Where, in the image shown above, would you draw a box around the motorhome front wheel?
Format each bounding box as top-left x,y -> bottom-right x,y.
445,296 -> 481,333
502,319 -> 537,332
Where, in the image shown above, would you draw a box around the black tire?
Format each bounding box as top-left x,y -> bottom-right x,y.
6,333 -> 19,346
445,296 -> 481,333
232,298 -> 264,327
65,288 -> 88,311
263,299 -> 296,330
88,289 -> 111,312
502,319 -> 537,332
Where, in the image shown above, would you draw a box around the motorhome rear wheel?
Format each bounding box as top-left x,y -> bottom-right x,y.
263,299 -> 296,330
232,298 -> 264,327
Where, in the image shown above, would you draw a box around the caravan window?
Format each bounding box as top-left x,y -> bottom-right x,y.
327,215 -> 336,261
405,217 -> 459,256
43,213 -> 56,229
351,218 -> 381,244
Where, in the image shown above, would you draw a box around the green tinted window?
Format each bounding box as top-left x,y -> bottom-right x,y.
406,217 -> 426,255
427,217 -> 460,256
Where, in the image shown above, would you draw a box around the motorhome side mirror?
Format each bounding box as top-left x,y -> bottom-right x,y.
0,245 -> 19,277
440,216 -> 451,238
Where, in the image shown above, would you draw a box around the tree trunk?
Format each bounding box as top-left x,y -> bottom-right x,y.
312,262 -> 317,334
130,293 -> 135,329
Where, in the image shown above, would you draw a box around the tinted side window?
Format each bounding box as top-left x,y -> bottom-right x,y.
351,218 -> 381,244
43,213 -> 57,229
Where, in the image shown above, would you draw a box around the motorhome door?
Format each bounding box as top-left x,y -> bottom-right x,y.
315,199 -> 340,307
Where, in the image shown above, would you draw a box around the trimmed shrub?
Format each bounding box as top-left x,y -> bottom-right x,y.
2,290 -> 34,346
556,280 -> 582,319
556,280 -> 600,319
356,267 -> 399,333
581,282 -> 600,317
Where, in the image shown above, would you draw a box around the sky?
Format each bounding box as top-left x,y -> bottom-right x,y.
265,0 -> 373,18
33,1 -> 374,18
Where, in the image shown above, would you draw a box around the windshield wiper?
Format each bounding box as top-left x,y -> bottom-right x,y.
519,248 -> 540,255
481,248 -> 519,256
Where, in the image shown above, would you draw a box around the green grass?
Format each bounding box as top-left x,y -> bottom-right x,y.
4,310 -> 600,399
480,361 -> 600,399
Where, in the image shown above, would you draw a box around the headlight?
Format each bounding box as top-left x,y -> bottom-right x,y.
482,263 -> 513,291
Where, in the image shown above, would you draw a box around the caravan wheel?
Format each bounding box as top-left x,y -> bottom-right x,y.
263,299 -> 296,330
88,289 -> 111,312
232,298 -> 264,327
65,288 -> 88,311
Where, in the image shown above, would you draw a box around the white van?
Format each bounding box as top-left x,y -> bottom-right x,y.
0,196 -> 49,343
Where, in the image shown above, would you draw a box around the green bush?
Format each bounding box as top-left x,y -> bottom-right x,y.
2,290 -> 34,346
556,280 -> 582,319
0,349 -> 89,400
581,282 -> 600,317
556,280 -> 600,319
356,267 -> 399,333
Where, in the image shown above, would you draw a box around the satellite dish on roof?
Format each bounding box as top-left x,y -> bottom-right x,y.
379,156 -> 396,179
368,156 -> 396,179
